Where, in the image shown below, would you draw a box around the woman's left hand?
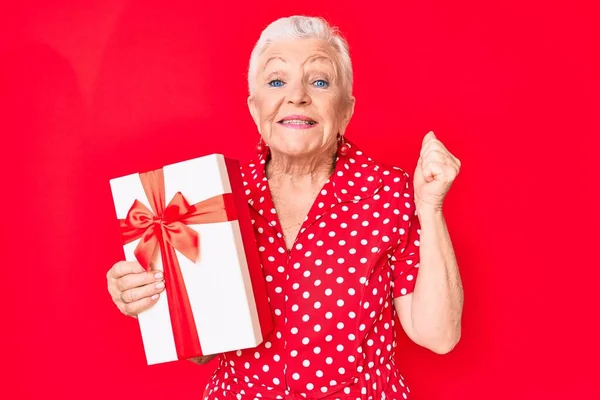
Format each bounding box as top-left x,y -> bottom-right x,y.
413,131 -> 461,213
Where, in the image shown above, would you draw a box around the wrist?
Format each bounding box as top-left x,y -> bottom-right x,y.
416,203 -> 444,222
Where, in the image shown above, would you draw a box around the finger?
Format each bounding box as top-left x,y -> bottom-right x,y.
422,141 -> 461,171
421,161 -> 446,183
120,293 -> 161,317
120,280 -> 166,304
420,131 -> 437,155
109,261 -> 145,279
115,270 -> 164,293
422,148 -> 451,167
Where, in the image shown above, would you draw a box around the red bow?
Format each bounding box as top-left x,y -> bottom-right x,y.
119,168 -> 237,359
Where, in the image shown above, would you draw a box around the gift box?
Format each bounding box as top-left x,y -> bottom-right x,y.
109,154 -> 273,365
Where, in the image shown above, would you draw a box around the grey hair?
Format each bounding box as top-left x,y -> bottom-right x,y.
247,15 -> 353,96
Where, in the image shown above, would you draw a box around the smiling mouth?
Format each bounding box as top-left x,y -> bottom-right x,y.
278,118 -> 317,126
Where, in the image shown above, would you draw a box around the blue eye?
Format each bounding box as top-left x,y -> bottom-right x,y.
313,79 -> 329,88
269,79 -> 285,87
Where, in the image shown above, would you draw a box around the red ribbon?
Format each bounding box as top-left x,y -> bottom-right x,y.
119,168 -> 238,360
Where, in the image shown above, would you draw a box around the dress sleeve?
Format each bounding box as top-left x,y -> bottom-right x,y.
389,172 -> 421,298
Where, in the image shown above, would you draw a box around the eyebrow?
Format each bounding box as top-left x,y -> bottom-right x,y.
263,57 -> 287,70
263,54 -> 335,70
305,55 -> 333,65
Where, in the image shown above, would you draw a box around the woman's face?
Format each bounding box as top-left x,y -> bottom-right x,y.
248,38 -> 355,159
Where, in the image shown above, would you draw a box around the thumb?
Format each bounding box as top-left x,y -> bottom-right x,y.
421,130 -> 436,149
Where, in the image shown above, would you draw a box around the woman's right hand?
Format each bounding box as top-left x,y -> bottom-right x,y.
107,261 -> 165,318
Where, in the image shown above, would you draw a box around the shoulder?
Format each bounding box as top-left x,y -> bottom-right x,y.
378,162 -> 413,190
358,146 -> 414,195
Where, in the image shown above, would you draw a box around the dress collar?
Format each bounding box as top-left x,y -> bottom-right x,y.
243,138 -> 384,211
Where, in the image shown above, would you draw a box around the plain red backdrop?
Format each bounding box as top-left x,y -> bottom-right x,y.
1,1 -> 598,399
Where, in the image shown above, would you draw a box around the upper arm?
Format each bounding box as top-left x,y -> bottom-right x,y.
394,293 -> 416,341
388,171 -> 421,340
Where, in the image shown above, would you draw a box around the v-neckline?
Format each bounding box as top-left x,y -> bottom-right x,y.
264,171 -> 337,252
243,138 -> 385,252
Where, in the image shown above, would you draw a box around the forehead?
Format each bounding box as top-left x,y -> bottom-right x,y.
259,38 -> 338,70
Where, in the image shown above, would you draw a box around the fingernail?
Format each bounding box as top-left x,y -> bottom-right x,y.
154,272 -> 163,279
156,281 -> 165,289
151,294 -> 159,300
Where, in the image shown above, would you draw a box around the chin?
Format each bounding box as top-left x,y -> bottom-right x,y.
273,141 -> 312,157
270,131 -> 321,157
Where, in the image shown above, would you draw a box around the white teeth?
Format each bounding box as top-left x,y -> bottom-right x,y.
282,119 -> 314,125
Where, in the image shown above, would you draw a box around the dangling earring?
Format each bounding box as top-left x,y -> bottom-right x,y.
256,136 -> 266,155
338,134 -> 349,157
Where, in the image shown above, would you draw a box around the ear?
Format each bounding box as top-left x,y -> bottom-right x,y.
340,95 -> 356,135
247,95 -> 260,130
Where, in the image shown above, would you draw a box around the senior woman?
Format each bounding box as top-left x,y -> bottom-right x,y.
107,15 -> 464,399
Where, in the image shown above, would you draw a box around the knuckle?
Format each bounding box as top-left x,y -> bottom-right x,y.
128,289 -> 137,302
113,261 -> 125,275
122,303 -> 134,316
116,278 -> 126,293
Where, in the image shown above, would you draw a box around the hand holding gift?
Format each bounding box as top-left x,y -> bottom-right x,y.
107,260 -> 165,318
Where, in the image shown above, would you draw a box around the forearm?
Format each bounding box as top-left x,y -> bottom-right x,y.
411,208 -> 463,353
188,354 -> 217,365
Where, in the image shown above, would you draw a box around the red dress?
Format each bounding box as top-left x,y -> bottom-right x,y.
203,140 -> 421,399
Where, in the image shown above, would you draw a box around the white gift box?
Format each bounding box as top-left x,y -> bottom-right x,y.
109,154 -> 272,365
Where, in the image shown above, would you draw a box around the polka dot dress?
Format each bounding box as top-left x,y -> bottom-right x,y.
203,139 -> 421,399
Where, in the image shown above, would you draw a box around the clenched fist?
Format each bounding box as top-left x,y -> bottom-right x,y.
106,261 -> 165,317
413,131 -> 461,213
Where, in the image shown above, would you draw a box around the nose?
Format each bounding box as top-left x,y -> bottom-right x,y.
286,81 -> 311,106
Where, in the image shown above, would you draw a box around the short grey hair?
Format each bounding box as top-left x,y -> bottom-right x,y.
247,15 -> 353,96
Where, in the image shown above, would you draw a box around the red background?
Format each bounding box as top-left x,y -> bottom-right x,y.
1,1 -> 598,399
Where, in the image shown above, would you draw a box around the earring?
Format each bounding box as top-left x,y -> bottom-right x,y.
338,135 -> 350,157
256,136 -> 266,155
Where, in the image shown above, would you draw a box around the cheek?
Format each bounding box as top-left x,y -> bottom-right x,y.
256,95 -> 283,124
319,95 -> 346,127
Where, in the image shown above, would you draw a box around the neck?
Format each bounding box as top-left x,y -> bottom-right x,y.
265,149 -> 336,187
